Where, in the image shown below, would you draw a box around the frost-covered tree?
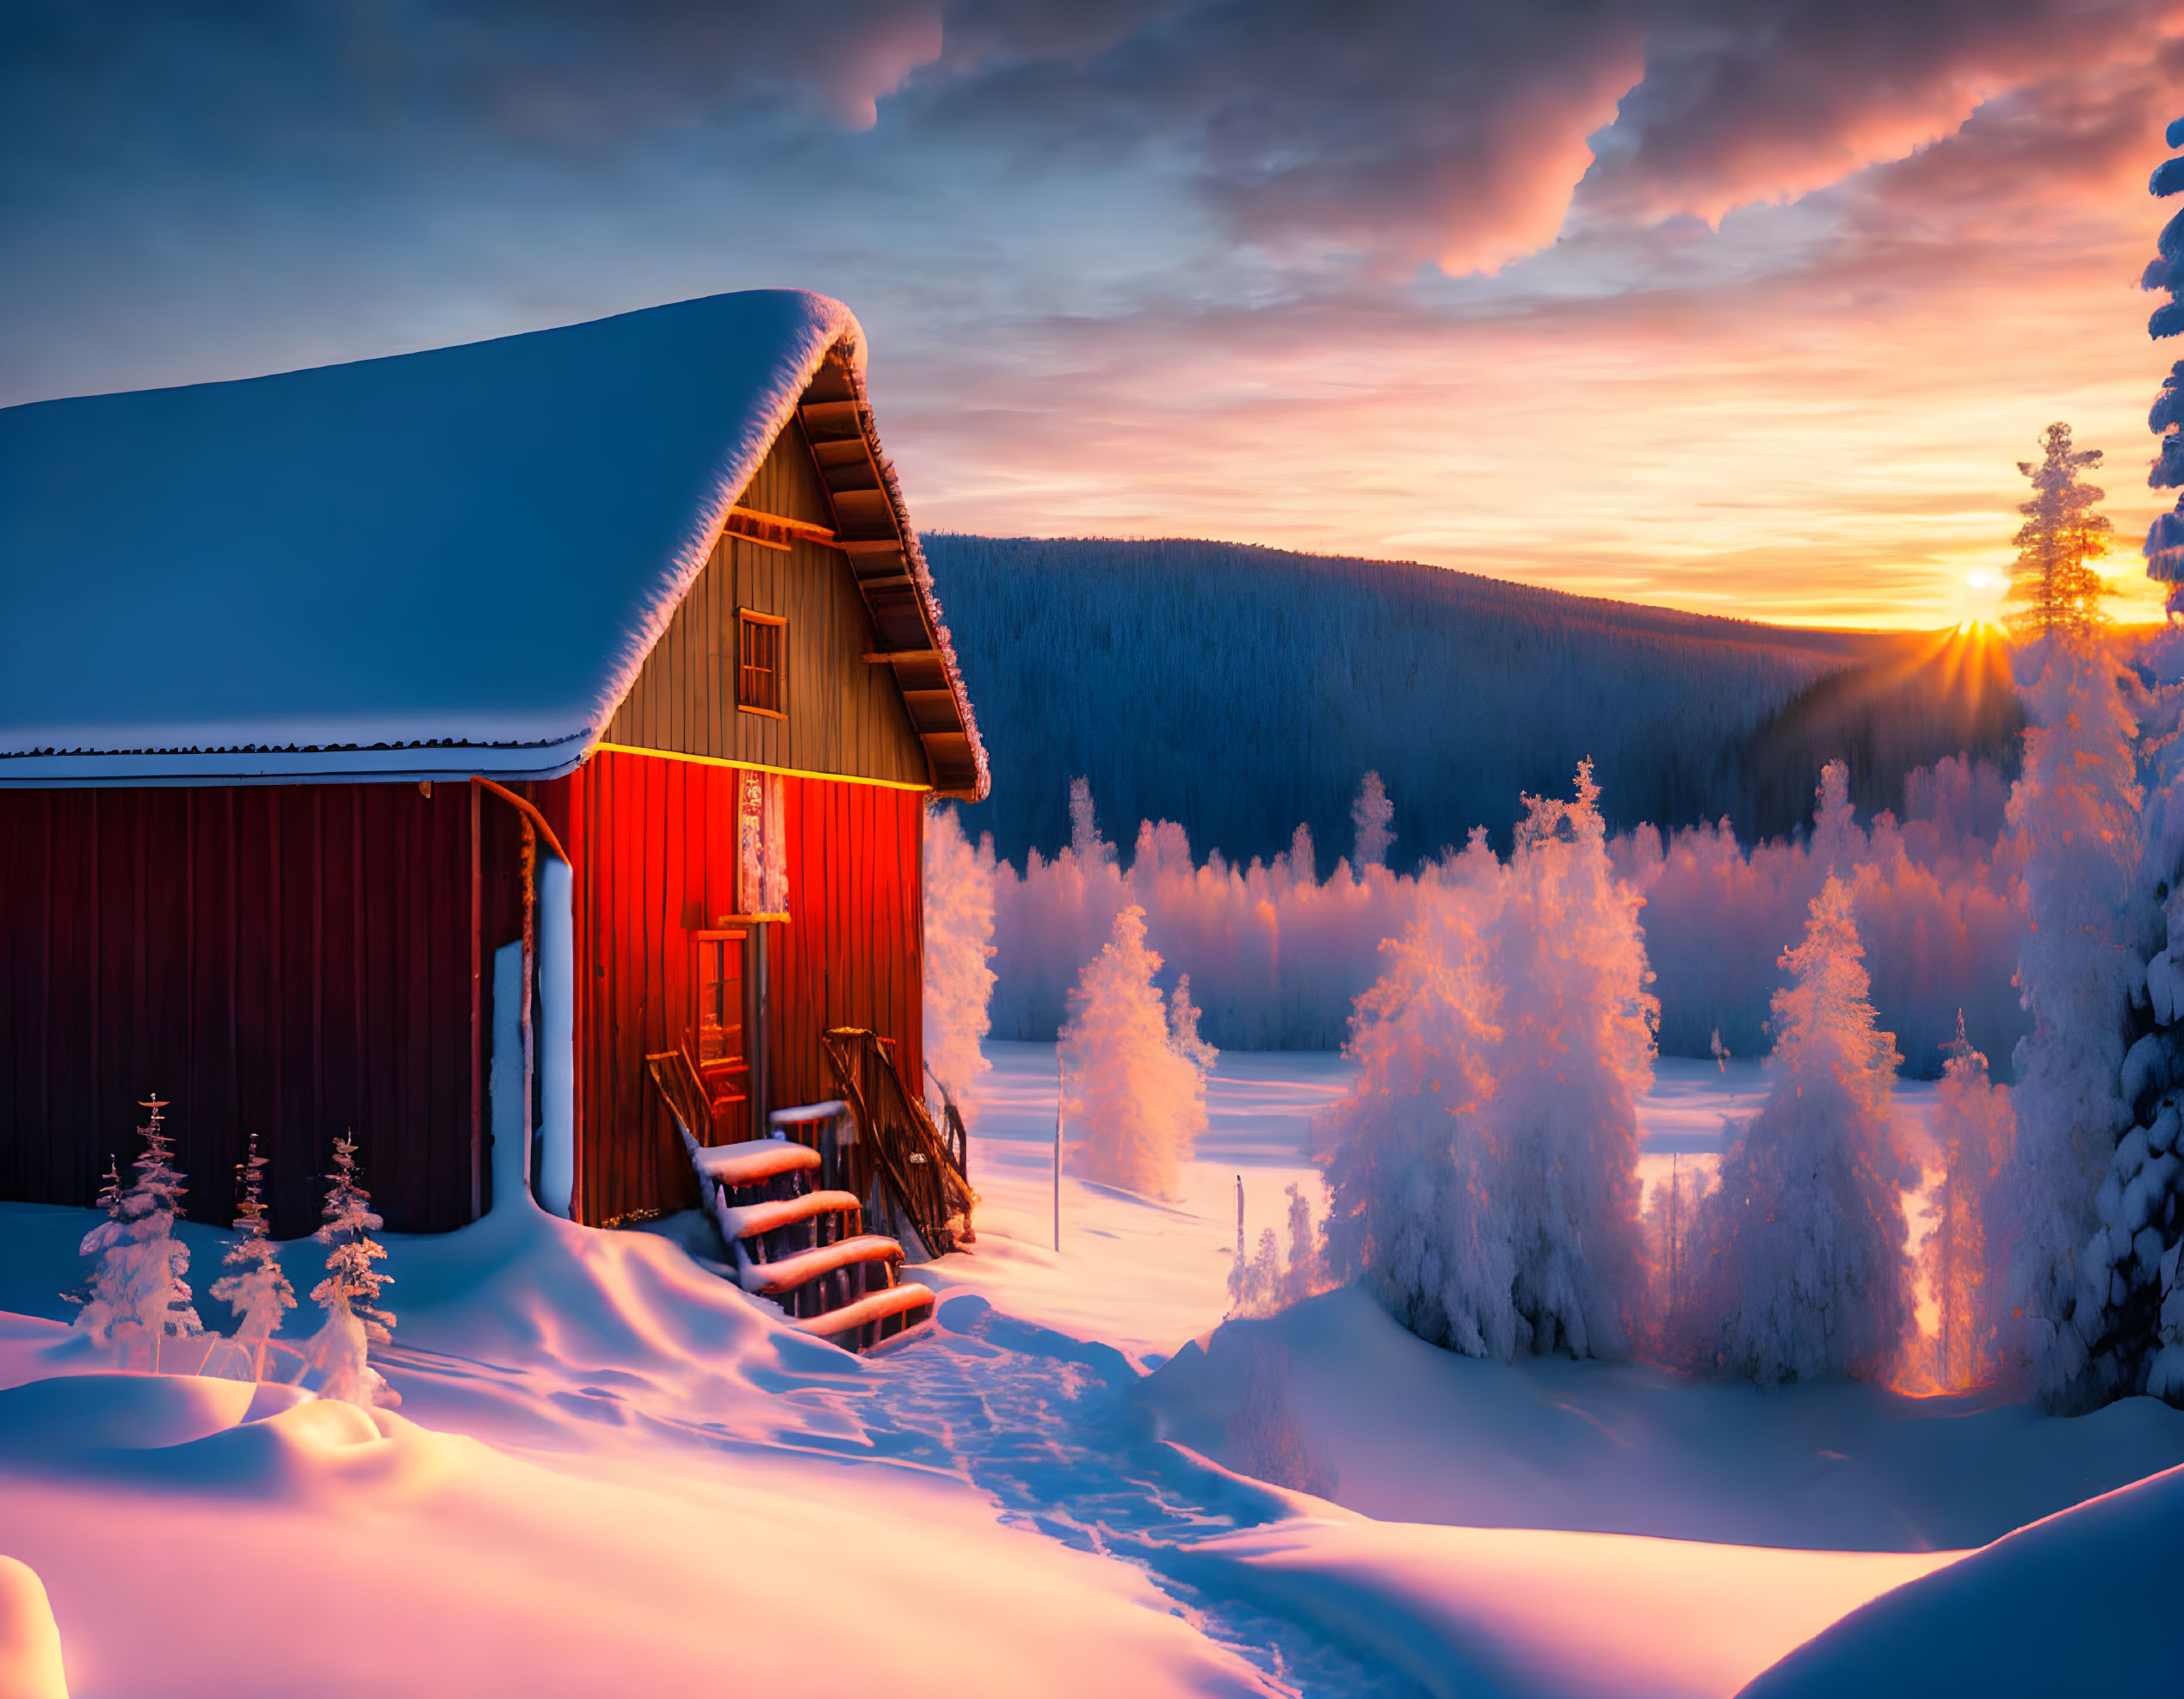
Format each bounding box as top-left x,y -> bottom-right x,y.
2082,625 -> 2184,1404
212,1133 -> 294,1381
922,803 -> 996,1130
1681,878 -> 1911,1385
1925,1013 -> 2014,1392
307,1134 -> 398,1407
2139,113 -> 2184,612
1228,1181 -> 1328,1318
1323,763 -> 1656,1360
1351,771 -> 1395,869
2112,115 -> 2184,1406
1490,761 -> 1657,1355
1809,758 -> 1865,878
2000,639 -> 2141,1404
1320,872 -> 1510,1353
72,1096 -> 205,1368
1060,905 -> 1212,1197
1169,973 -> 1218,1074
2005,423 -> 2113,638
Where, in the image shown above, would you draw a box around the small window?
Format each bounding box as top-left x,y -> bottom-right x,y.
738,610 -> 786,717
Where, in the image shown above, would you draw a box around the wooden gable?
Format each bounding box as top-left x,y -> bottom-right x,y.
601,414 -> 929,787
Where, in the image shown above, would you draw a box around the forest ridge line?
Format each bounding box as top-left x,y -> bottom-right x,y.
928,534 -> 2024,871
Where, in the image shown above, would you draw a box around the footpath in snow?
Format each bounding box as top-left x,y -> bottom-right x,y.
3,1042 -> 2182,1697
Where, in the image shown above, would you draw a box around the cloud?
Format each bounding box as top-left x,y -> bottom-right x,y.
905,1 -> 1647,275
1585,0 -> 2177,224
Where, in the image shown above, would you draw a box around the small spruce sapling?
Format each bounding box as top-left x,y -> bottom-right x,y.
212,1132 -> 295,1381
73,1096 -> 205,1369
307,1133 -> 398,1407
1061,906 -> 1213,1197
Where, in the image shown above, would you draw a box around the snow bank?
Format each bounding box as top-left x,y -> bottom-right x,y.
0,1368 -> 1268,1698
0,1198 -> 1274,1699
1175,1512 -> 1953,1699
0,1555 -> 68,1699
1139,1285 -> 2184,1551
1739,1462 -> 2184,1698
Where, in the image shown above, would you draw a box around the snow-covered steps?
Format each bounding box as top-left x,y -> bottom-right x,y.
665,1086 -> 936,1352
692,1139 -> 821,1189
793,1281 -> 935,1346
743,1233 -> 904,1296
718,1190 -> 863,1243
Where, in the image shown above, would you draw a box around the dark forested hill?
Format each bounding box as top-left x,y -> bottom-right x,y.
925,535 -> 2019,867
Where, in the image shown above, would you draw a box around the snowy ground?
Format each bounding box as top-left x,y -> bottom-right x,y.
3,1046 -> 2180,1697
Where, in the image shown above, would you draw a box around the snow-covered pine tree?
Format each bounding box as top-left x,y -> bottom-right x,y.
1321,853 -> 1514,1356
211,1132 -> 294,1381
922,802 -> 996,1130
307,1133 -> 398,1407
1809,759 -> 1866,879
1489,760 -> 1657,1357
2112,114 -> 2184,1407
1681,877 -> 1911,1385
2001,638 -> 2141,1405
1168,973 -> 1218,1075
72,1096 -> 205,1368
1060,905 -> 1209,1197
1351,771 -> 1395,870
1926,1013 -> 2014,1392
2138,113 -> 2184,612
2005,423 -> 2113,639
1323,764 -> 1654,1360
2134,664 -> 2184,1404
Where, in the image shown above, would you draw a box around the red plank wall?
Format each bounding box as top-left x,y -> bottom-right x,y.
0,783 -> 504,1239
534,747 -> 924,1229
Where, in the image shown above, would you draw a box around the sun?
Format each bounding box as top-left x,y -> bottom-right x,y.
1954,569 -> 2008,633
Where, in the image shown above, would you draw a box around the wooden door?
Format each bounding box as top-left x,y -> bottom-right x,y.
694,928 -> 751,1142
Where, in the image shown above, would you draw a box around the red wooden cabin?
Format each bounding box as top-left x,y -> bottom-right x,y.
0,290 -> 988,1240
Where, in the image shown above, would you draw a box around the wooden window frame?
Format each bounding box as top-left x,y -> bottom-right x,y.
737,609 -> 787,720
692,928 -> 753,1143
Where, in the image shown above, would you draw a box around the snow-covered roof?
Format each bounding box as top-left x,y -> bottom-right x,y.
0,290 -> 988,797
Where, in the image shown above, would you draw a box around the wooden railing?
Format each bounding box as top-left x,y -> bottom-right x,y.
821,1027 -> 978,1257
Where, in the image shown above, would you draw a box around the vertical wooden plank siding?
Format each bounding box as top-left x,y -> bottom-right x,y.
0,783 -> 484,1238
600,421 -> 929,786
539,748 -> 924,1229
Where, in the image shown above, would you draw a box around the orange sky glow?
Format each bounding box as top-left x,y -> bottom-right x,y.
879,50 -> 2184,631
